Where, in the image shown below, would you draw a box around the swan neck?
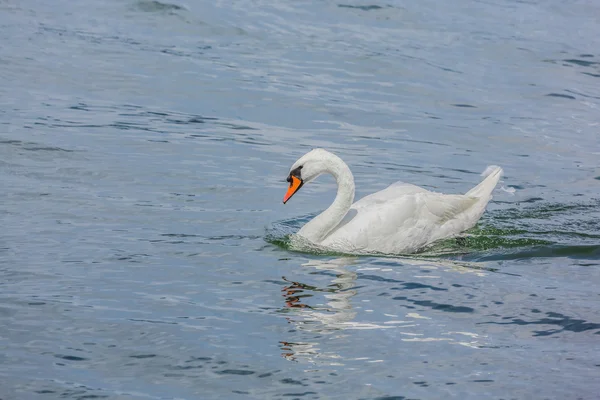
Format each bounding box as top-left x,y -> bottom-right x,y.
299,156 -> 355,243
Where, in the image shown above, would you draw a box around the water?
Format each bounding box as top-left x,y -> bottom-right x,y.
1,0 -> 599,398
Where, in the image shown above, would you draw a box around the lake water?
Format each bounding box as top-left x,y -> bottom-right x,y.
1,0 -> 599,399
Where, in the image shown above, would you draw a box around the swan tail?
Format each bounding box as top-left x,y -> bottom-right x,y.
465,165 -> 503,199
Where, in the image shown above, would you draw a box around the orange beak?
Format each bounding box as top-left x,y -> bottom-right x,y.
283,175 -> 303,204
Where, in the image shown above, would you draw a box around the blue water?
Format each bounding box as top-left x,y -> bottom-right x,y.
1,0 -> 599,399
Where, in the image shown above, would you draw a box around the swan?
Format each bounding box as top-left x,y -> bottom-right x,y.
282,148 -> 503,254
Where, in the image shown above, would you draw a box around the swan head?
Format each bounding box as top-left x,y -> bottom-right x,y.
283,148 -> 334,204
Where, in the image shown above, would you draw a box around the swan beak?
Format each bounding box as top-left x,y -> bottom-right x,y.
283,175 -> 304,204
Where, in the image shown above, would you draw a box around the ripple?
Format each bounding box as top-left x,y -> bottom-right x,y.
479,311 -> 600,337
133,0 -> 188,13
391,297 -> 475,313
338,4 -> 384,11
546,93 -> 576,100
54,354 -> 88,361
215,369 -> 255,376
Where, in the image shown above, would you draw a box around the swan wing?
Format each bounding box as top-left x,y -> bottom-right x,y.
325,191 -> 480,253
351,182 -> 477,224
351,181 -> 429,209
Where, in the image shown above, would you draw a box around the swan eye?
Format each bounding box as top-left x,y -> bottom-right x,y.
290,166 -> 303,178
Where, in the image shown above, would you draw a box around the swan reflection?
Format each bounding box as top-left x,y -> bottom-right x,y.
281,258 -> 363,329
279,257 -> 488,363
279,257 -> 390,363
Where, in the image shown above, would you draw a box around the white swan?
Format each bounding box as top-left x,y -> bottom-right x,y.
282,148 -> 503,254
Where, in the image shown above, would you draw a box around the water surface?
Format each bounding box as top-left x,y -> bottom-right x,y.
1,0 -> 599,399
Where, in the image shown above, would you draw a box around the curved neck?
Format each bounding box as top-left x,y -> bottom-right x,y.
298,155 -> 355,243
